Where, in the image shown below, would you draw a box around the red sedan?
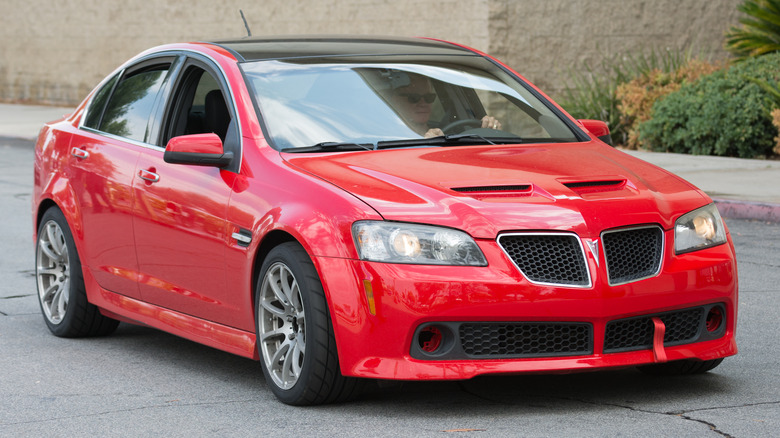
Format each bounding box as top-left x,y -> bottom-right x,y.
32,36 -> 737,405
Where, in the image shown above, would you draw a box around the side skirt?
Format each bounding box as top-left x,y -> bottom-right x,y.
83,267 -> 258,360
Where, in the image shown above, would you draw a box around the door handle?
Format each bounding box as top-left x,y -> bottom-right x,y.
138,169 -> 160,183
70,147 -> 89,159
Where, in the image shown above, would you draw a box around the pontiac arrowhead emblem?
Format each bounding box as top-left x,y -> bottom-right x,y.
586,239 -> 600,266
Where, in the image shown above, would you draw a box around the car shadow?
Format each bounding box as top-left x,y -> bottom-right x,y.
99,322 -> 736,412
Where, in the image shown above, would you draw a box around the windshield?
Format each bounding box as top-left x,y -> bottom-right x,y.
241,55 -> 580,150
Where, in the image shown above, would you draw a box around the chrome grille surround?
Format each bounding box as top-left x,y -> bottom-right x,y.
497,232 -> 591,288
601,225 -> 664,286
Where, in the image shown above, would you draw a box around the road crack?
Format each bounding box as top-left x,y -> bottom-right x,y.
565,398 -> 780,437
740,261 -> 780,269
458,385 -> 778,437
0,294 -> 35,299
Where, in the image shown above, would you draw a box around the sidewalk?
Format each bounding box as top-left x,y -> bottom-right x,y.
2,103 -> 779,222
0,103 -> 73,141
625,150 -> 780,222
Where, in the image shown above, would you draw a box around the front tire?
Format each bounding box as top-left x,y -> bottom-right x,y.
255,242 -> 361,405
35,207 -> 119,337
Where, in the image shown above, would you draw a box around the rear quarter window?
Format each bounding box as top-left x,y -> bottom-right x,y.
83,74 -> 119,130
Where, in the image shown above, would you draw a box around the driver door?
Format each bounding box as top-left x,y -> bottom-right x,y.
132,59 -> 240,325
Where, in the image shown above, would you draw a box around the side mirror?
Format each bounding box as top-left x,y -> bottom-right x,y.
163,133 -> 234,167
578,119 -> 613,146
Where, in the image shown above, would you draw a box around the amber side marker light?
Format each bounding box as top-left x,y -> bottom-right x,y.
362,280 -> 376,315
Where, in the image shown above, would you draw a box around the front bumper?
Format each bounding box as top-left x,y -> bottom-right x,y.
315,230 -> 738,380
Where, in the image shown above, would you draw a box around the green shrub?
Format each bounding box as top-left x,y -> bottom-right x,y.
616,59 -> 722,149
744,77 -> 780,155
558,59 -> 629,146
773,108 -> 780,154
637,53 -> 780,158
558,49 -> 692,146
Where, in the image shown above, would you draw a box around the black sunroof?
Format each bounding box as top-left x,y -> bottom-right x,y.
208,35 -> 473,61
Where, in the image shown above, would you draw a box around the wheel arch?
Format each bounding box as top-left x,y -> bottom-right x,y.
34,177 -> 84,245
248,227 -> 366,375
251,229 -> 298,300
34,195 -> 82,250
35,198 -> 60,236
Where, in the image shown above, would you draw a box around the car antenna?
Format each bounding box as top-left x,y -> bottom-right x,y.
240,9 -> 252,37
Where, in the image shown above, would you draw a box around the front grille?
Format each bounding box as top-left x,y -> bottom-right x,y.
604,307 -> 705,353
498,233 -> 589,287
602,226 -> 663,285
460,323 -> 592,358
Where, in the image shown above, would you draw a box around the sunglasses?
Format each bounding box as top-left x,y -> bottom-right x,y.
398,92 -> 436,104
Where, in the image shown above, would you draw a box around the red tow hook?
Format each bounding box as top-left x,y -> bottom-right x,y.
651,317 -> 667,363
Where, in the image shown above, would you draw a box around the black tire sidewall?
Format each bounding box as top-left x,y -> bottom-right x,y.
254,242 -> 334,405
36,208 -> 89,337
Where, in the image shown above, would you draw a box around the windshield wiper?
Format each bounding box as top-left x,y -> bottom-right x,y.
281,141 -> 374,153
282,135 -> 523,153
376,134 -> 522,149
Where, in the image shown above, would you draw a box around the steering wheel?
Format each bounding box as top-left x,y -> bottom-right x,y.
440,118 -> 484,134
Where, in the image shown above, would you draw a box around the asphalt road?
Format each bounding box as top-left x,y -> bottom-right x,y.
1,139 -> 778,437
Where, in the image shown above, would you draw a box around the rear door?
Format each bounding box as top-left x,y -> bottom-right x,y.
69,58 -> 175,298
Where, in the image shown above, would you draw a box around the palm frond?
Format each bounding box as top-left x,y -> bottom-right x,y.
726,0 -> 780,60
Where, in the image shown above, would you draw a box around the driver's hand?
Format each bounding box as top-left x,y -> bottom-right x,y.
424,128 -> 444,138
481,115 -> 502,130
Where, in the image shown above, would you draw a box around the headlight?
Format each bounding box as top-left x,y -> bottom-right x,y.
674,204 -> 727,254
352,221 -> 487,266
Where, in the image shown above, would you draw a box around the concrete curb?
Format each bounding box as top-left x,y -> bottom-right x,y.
0,136 -> 36,148
714,198 -> 780,223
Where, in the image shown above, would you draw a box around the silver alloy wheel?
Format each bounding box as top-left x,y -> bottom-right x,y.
36,220 -> 70,325
258,261 -> 306,390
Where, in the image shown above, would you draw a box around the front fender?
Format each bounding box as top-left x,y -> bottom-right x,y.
223,142 -> 381,332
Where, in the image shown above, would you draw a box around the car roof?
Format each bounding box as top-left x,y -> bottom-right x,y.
205,35 -> 476,61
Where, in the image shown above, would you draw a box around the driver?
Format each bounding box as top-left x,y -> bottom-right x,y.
388,72 -> 502,138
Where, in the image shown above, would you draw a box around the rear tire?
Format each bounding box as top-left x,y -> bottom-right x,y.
255,242 -> 361,405
35,207 -> 119,337
637,358 -> 724,375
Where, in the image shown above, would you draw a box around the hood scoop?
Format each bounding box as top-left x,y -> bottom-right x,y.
561,178 -> 628,195
449,184 -> 534,201
451,184 -> 532,193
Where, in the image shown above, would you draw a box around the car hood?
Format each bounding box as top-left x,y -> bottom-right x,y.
283,142 -> 709,239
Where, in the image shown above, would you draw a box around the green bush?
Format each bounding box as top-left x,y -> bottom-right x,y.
637,53 -> 780,158
558,49 -> 692,146
616,59 -> 722,149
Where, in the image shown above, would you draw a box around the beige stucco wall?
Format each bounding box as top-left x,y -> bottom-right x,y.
490,0 -> 743,92
0,0 -> 741,106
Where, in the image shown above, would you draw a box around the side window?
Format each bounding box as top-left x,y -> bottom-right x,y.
167,66 -> 232,142
83,74 -> 119,129
164,62 -> 240,172
99,65 -> 170,142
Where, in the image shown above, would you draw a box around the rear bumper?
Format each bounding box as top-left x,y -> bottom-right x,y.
316,235 -> 738,380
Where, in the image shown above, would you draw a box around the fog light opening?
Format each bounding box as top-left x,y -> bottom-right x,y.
419,326 -> 443,353
706,307 -> 724,332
